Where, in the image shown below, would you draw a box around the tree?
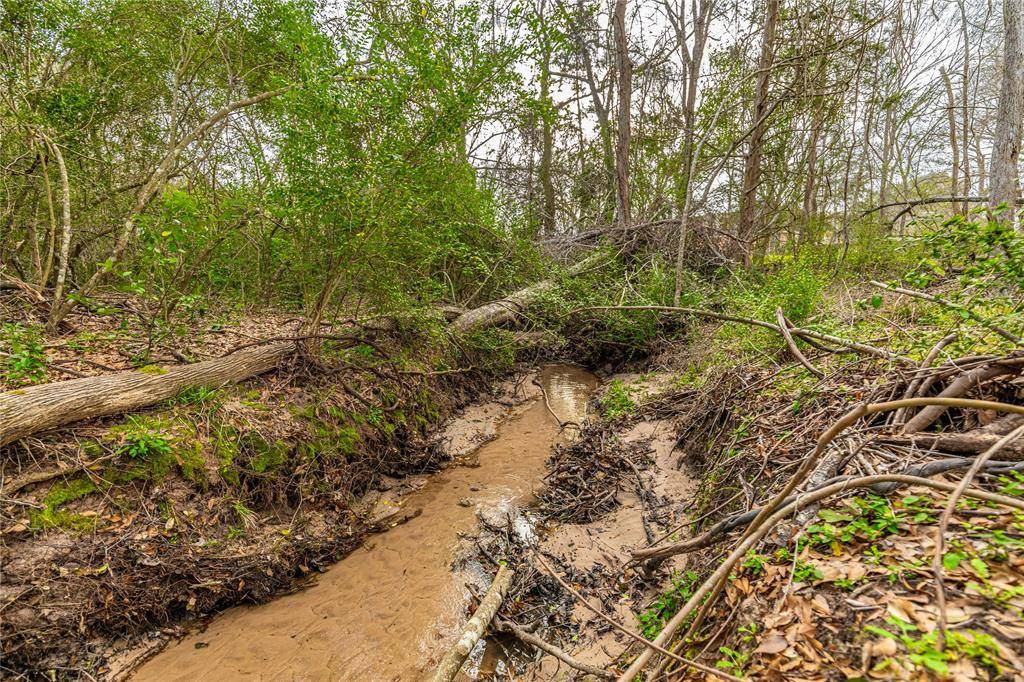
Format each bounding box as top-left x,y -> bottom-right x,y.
612,0 -> 633,230
989,0 -> 1024,221
737,0 -> 780,264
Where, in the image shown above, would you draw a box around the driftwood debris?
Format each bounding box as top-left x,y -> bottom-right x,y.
430,564 -> 514,682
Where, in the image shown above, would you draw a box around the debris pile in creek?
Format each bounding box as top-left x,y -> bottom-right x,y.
538,423 -> 653,524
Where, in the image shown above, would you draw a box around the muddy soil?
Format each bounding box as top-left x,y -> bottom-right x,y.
131,365 -> 598,681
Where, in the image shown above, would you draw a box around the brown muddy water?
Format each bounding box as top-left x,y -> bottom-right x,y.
132,365 -> 598,682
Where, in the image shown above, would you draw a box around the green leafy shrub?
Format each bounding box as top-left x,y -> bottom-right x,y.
1,323 -> 47,386
600,380 -> 636,420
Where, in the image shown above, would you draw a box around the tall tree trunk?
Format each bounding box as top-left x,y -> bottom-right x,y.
941,66 -> 961,211
801,117 -> 821,241
41,136 -> 72,330
737,0 -> 779,265
539,35 -> 557,237
990,0 -> 1024,222
574,0 -> 616,222
612,0 -> 632,230
959,0 -> 972,214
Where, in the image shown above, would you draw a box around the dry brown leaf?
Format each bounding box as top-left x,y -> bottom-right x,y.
755,633 -> 789,655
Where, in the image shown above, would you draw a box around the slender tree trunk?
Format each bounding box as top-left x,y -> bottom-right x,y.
959,0 -> 972,214
737,0 -> 779,264
941,66 -> 961,211
539,35 -> 557,237
802,117 -> 821,240
574,0 -> 616,222
42,137 -> 72,330
990,0 -> 1024,223
612,0 -> 632,230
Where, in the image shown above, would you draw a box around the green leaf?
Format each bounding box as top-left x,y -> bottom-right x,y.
942,552 -> 963,571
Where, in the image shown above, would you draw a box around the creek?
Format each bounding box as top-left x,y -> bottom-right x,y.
132,364 -> 599,681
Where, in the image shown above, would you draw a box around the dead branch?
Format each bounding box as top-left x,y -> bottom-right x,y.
573,305 -> 912,363
534,553 -> 741,682
775,307 -> 822,377
870,281 -> 1022,346
902,359 -> 1024,434
618,472 -> 1024,681
634,455 -> 1024,564
3,453 -> 117,495
893,332 -> 958,424
431,565 -> 514,682
495,619 -> 613,679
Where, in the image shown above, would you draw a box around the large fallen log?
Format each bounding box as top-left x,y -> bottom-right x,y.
451,253 -> 607,332
0,343 -> 291,448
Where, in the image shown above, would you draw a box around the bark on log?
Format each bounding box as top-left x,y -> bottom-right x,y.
431,565 -> 513,682
901,361 -> 1023,434
0,343 -> 291,448
451,253 -> 606,332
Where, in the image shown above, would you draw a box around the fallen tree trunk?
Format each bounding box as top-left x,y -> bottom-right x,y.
0,343 -> 291,448
451,253 -> 607,332
431,564 -> 513,682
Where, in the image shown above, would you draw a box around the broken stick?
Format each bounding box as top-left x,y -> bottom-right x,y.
430,564 -> 513,682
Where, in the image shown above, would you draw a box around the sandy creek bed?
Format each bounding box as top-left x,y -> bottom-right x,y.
132,365 -> 598,681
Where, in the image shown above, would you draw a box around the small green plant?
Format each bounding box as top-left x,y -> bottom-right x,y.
171,386 -> 222,405
115,417 -> 173,459
716,646 -> 749,676
866,618 -> 1004,676
741,551 -> 767,575
805,493 -> 907,551
637,571 -> 699,639
792,561 -> 823,583
601,379 -> 636,420
232,500 -> 258,530
1,323 -> 47,385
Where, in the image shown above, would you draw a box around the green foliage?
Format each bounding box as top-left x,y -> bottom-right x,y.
600,379 -> 636,420
114,417 -> 173,460
721,253 -> 826,324
866,619 -> 1004,676
792,561 -> 823,583
715,646 -> 749,676
636,570 -> 700,639
804,493 -> 919,550
1,323 -> 47,386
896,214 -> 1024,353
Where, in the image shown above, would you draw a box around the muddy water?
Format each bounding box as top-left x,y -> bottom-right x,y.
133,365 -> 598,682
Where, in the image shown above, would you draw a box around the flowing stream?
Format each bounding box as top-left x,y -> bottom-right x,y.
133,364 -> 598,681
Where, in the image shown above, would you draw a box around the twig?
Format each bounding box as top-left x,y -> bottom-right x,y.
495,619 -> 614,679
618,472 -> 1024,681
893,332 -> 958,425
932,423 -> 1024,650
621,396 -> 1024,680
572,305 -> 912,363
3,453 -> 117,495
902,359 -> 1024,434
